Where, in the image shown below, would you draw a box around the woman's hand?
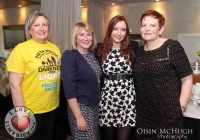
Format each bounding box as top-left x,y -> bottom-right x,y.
76,115 -> 88,131
180,74 -> 193,113
67,98 -> 88,131
180,105 -> 187,114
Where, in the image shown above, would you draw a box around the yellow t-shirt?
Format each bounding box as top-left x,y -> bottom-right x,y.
6,39 -> 61,114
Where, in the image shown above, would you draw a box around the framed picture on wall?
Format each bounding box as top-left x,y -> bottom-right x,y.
178,33 -> 200,64
2,25 -> 26,51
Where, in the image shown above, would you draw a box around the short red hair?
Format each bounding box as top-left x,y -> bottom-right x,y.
140,10 -> 165,29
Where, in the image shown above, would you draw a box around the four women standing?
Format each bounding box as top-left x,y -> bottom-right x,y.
5,9 -> 192,140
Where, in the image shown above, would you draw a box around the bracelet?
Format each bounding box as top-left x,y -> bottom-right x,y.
181,105 -> 187,112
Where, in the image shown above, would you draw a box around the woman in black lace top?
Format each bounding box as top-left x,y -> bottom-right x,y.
134,10 -> 193,140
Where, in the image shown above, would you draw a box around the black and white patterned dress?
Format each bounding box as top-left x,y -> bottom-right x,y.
99,48 -> 136,127
68,52 -> 102,140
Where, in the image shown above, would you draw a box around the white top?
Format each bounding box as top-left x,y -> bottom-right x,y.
184,85 -> 200,119
183,103 -> 200,119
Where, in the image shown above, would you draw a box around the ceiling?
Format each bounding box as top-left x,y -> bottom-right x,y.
0,0 -> 40,9
0,0 -> 163,9
88,0 -> 163,6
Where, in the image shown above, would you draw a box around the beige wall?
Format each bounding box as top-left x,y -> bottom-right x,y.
1,0 -> 200,57
0,5 -> 40,58
103,0 -> 200,40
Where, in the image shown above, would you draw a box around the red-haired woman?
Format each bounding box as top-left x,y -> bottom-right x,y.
95,15 -> 139,140
134,10 -> 193,140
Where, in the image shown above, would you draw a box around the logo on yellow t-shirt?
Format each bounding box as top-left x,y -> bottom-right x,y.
35,49 -> 61,91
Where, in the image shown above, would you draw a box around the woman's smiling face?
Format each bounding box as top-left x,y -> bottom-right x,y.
29,16 -> 49,44
140,16 -> 163,41
111,21 -> 126,44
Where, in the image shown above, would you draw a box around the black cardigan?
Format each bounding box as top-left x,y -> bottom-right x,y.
94,41 -> 139,90
61,50 -> 100,106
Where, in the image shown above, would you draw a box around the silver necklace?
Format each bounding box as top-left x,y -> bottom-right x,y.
145,38 -> 160,60
145,38 -> 160,51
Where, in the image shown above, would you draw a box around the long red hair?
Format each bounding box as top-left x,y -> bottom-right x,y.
97,15 -> 134,63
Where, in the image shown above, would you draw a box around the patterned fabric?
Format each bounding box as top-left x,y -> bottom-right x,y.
82,52 -> 102,81
99,48 -> 136,127
68,52 -> 101,140
68,103 -> 99,140
134,39 -> 193,140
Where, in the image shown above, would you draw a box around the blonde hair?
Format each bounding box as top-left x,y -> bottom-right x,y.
25,11 -> 51,40
0,58 -> 10,97
71,22 -> 96,51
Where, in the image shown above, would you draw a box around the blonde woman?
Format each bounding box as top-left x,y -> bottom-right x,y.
6,11 -> 61,140
0,58 -> 10,96
0,58 -> 11,118
61,22 -> 101,140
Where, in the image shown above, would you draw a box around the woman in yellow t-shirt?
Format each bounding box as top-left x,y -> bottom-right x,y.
6,11 -> 61,140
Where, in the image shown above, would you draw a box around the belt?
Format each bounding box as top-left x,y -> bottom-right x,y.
104,74 -> 133,80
